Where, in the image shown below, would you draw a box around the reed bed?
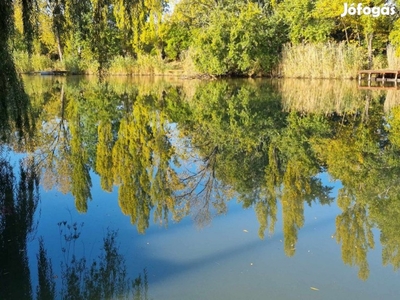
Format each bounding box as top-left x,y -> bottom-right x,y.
281,43 -> 367,79
387,44 -> 400,69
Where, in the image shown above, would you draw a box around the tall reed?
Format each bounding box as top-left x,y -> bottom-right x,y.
108,55 -> 135,75
281,43 -> 367,79
387,44 -> 400,69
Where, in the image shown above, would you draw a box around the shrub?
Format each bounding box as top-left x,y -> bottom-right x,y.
190,2 -> 287,76
12,51 -> 53,73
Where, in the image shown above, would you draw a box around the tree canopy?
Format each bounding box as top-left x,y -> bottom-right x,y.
4,0 -> 400,76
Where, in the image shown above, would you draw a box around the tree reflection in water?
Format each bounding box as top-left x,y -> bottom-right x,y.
0,157 -> 38,300
0,154 -> 148,300
55,221 -> 148,300
36,222 -> 149,300
4,75 -> 400,284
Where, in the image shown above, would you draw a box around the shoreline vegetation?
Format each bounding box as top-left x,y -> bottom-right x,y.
14,43 -> 400,79
6,1 -> 400,79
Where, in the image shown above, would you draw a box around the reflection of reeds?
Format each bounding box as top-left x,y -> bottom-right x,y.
280,79 -> 378,114
384,90 -> 400,113
22,75 -> 201,104
281,43 -> 366,79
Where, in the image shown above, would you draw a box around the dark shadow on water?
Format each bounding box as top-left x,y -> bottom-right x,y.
0,157 -> 39,299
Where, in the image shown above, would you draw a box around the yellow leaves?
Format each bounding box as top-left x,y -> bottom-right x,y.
112,0 -> 165,53
13,1 -> 24,34
314,0 -> 345,18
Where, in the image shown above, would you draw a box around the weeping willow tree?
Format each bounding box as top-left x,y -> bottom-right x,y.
0,0 -> 36,144
1,0 -> 34,73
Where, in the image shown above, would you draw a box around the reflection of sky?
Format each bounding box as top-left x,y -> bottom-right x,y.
6,120 -> 397,299
22,150 -> 400,300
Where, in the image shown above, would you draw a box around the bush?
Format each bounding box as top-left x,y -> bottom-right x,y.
12,51 -> 53,73
64,55 -> 82,74
191,3 -> 287,76
31,54 -> 53,71
13,51 -> 32,73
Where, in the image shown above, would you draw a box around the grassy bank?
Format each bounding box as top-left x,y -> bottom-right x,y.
13,51 -> 201,77
14,42 -> 397,78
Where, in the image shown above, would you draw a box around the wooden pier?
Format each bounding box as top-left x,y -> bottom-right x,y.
358,69 -> 400,86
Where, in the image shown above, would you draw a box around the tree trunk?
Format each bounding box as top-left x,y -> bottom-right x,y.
55,28 -> 63,63
367,33 -> 373,69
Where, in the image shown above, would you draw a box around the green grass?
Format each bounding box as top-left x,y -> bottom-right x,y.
13,51 -> 53,73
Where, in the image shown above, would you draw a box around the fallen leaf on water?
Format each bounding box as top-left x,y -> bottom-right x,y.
310,287 -> 319,291
243,229 -> 248,233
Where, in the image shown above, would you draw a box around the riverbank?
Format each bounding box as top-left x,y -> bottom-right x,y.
14,43 -> 400,79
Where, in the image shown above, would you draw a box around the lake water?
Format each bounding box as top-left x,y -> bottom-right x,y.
1,76 -> 400,299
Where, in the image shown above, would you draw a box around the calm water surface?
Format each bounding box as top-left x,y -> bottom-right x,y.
1,76 -> 400,299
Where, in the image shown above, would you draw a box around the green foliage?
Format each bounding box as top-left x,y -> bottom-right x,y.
91,0 -> 122,75
113,0 -> 167,55
191,2 -> 287,76
160,21 -> 191,60
279,0 -> 334,43
389,14 -> 400,57
64,55 -> 84,74
5,0 -> 400,76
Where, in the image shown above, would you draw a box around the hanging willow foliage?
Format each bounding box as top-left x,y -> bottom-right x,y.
0,0 -> 34,142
